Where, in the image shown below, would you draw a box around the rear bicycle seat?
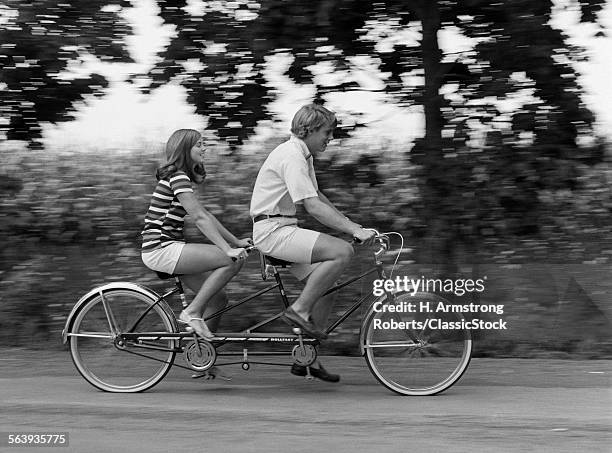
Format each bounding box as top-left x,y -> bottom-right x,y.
155,271 -> 181,280
264,255 -> 292,268
258,253 -> 291,281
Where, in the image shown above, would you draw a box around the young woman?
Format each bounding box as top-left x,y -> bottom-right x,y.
141,129 -> 251,341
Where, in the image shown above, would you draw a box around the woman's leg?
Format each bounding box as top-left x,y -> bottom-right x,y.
180,271 -> 229,331
173,244 -> 242,319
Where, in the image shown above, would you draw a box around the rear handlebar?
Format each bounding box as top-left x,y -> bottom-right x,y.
231,244 -> 257,261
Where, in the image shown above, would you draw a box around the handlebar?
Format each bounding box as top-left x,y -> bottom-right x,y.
352,228 -> 386,245
231,244 -> 257,261
351,228 -> 390,258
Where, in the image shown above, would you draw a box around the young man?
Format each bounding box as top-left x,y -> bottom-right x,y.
250,104 -> 375,382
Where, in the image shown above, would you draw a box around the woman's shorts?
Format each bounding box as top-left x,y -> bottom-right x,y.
141,242 -> 185,275
253,217 -> 321,281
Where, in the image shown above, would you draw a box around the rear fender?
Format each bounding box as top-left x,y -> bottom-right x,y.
61,282 -> 164,344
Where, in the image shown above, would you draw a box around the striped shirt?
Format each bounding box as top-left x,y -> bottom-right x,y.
141,172 -> 194,252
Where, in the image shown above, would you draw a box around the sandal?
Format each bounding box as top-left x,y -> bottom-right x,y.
178,311 -> 214,341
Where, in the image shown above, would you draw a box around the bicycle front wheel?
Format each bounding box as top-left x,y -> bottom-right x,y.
69,288 -> 178,392
363,292 -> 472,396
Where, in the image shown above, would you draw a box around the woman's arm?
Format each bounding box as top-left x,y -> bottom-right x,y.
208,212 -> 242,246
177,192 -> 236,252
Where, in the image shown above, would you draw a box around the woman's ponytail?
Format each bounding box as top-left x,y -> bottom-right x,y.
156,163 -> 177,181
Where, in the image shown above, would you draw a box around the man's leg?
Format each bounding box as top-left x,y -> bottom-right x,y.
289,233 -> 353,322
289,275 -> 341,382
310,292 -> 337,332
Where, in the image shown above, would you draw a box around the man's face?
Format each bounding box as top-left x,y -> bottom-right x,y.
304,125 -> 334,156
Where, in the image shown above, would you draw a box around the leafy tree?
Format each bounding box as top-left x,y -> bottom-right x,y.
0,0 -> 133,147
2,0 -> 606,264
148,0 -> 606,263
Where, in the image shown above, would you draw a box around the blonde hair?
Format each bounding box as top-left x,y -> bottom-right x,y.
156,129 -> 201,181
291,104 -> 337,138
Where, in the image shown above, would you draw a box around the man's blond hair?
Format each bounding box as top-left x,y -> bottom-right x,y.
291,104 -> 337,138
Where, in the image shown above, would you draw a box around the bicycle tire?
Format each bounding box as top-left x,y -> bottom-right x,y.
69,287 -> 178,392
362,292 -> 472,396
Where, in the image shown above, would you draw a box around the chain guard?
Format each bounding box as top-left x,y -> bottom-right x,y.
183,340 -> 216,371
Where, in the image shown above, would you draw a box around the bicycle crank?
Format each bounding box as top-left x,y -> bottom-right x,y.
291,344 -> 317,367
183,339 -> 216,371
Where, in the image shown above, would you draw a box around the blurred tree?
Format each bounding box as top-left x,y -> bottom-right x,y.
1,0 -> 605,264
148,0 -> 605,263
0,0 -> 133,147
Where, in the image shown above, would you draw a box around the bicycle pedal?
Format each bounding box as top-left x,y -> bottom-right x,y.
304,366 -> 314,381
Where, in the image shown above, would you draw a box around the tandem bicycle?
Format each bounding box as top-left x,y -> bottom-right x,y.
62,231 -> 472,395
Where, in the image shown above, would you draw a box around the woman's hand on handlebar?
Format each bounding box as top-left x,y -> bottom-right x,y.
227,248 -> 248,261
353,227 -> 377,246
234,237 -> 253,248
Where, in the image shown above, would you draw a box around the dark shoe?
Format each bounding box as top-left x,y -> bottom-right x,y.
291,363 -> 340,383
280,307 -> 328,340
191,366 -> 232,381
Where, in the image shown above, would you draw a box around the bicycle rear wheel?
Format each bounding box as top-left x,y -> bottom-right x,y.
69,288 -> 178,392
363,292 -> 472,396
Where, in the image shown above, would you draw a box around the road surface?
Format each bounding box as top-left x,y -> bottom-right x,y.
1,349 -> 610,452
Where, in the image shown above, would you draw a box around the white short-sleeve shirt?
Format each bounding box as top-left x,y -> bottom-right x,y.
250,135 -> 318,217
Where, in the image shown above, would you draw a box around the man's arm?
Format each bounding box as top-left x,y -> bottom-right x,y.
317,190 -> 360,226
302,196 -> 362,236
317,190 -> 342,216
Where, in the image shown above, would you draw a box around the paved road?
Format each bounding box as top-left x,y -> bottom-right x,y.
1,350 -> 610,453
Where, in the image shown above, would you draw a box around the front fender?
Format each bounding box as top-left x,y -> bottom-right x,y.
61,282 -> 163,344
359,291 -> 437,355
358,294 -> 388,356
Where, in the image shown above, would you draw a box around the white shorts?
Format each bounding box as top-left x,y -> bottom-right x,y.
253,217 -> 322,281
141,242 -> 186,275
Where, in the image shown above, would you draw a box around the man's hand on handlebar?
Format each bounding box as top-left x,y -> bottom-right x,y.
353,227 -> 377,246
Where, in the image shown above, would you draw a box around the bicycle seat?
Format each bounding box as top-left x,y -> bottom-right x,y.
155,271 -> 181,280
264,255 -> 292,268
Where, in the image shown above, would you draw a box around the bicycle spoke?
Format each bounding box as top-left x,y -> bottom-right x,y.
69,289 -> 177,392
363,293 -> 472,395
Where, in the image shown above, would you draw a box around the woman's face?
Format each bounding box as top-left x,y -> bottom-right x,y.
189,136 -> 207,183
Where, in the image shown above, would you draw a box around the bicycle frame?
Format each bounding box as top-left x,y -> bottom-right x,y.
207,237 -> 392,337
114,239 -> 393,355
65,234 -> 474,395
